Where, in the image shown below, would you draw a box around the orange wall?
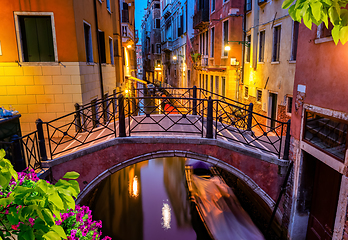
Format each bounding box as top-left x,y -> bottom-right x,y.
291,24 -> 348,140
0,0 -> 79,62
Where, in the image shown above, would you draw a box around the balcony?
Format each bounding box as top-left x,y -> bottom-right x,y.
162,40 -> 173,52
163,3 -> 172,19
121,23 -> 135,43
193,9 -> 209,30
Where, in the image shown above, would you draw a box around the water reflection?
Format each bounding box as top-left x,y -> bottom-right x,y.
161,202 -> 171,230
86,157 -> 199,240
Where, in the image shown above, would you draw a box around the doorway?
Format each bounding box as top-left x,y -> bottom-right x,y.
268,93 -> 277,128
298,152 -> 342,239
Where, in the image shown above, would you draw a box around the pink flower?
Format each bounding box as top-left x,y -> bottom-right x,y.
29,217 -> 35,227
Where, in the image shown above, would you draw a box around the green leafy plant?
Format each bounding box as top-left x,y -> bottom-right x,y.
0,149 -> 111,240
282,0 -> 348,44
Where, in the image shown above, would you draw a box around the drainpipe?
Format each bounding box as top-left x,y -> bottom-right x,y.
93,0 -> 105,98
239,14 -> 246,102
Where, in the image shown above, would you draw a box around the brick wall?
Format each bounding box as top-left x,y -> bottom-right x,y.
0,62 -> 116,136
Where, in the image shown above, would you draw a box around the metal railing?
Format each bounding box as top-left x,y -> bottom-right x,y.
2,86 -> 291,170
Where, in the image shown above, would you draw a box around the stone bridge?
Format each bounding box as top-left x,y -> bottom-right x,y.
42,134 -> 290,219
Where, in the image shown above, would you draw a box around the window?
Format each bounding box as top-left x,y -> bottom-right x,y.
205,75 -> 208,91
244,86 -> 249,98
210,75 -> 214,93
211,28 -> 215,57
154,3 -> 160,8
200,74 -> 203,88
317,21 -> 334,38
155,19 -> 160,29
156,60 -> 161,66
215,76 -> 219,95
212,0 -> 216,12
18,16 -> 55,62
287,96 -> 293,114
259,31 -> 265,62
84,22 -> 93,62
200,34 -> 203,54
246,35 -> 251,62
156,44 -> 161,54
246,0 -> 252,11
291,21 -> 299,61
109,37 -> 114,64
221,76 -> 226,97
272,25 -> 281,62
98,31 -> 106,63
205,31 -> 209,55
223,20 -> 229,57
106,0 -> 111,12
257,89 -> 262,102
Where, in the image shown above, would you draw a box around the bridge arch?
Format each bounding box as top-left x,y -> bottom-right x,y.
75,149 -> 282,221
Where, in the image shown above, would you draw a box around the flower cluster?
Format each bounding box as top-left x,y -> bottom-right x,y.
0,168 -> 111,240
0,168 -> 39,198
56,205 -> 111,240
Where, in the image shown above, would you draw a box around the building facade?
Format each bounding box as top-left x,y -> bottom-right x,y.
136,44 -> 143,79
192,0 -> 244,100
160,0 -> 193,88
0,0 -> 126,134
287,22 -> 348,239
141,0 -> 162,83
243,0 -> 297,126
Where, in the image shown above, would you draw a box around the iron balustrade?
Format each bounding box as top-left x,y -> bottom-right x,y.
1,86 -> 291,170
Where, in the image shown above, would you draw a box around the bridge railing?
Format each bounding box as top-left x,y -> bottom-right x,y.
2,86 -> 291,170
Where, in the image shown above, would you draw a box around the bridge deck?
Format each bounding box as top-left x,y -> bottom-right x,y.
50,114 -> 283,160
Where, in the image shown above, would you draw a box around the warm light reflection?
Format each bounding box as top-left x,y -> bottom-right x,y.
132,176 -> 138,197
224,45 -> 231,51
173,55 -> 177,60
128,169 -> 139,198
161,202 -> 171,230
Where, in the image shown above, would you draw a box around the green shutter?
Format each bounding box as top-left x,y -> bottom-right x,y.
20,16 -> 54,62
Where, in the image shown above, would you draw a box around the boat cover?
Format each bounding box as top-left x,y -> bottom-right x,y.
191,175 -> 265,240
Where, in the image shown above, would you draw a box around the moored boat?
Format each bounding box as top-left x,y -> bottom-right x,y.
185,161 -> 265,240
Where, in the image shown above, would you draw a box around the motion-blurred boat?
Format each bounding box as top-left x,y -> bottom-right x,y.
185,161 -> 265,240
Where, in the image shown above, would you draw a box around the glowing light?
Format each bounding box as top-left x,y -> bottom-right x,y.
173,55 -> 177,60
129,175 -> 139,198
125,89 -> 129,94
127,44 -> 132,49
224,45 -> 231,51
161,203 -> 171,230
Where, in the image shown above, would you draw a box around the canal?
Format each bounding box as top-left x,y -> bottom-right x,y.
81,157 -> 274,239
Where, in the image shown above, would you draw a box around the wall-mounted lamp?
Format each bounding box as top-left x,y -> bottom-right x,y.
127,44 -> 132,49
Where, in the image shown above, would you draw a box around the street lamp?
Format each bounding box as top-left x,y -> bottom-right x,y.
224,40 -> 250,52
173,54 -> 185,60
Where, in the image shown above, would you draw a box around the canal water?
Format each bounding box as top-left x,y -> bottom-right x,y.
84,157 -> 211,240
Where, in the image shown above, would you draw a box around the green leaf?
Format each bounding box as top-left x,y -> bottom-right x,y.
18,224 -> 35,240
303,8 -> 313,29
48,191 -> 64,210
62,172 -> 80,180
340,26 -> 348,44
332,25 -> 341,44
341,9 -> 348,26
0,149 -> 5,159
43,231 -> 61,240
282,0 -> 295,9
311,1 -> 322,22
329,6 -> 340,25
50,225 -> 67,239
41,208 -> 55,226
59,193 -> 75,211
